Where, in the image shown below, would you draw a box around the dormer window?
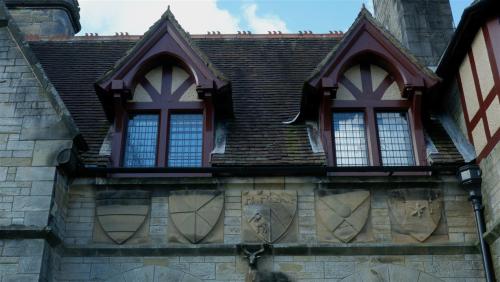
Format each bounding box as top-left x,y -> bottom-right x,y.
328,63 -> 418,167
303,12 -> 439,171
93,8 -> 232,174
118,63 -> 206,168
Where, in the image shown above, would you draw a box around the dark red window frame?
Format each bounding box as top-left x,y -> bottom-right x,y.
319,62 -> 427,171
111,61 -> 215,172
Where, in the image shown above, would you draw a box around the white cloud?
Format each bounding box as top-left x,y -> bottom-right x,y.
78,0 -> 241,35
242,3 -> 289,34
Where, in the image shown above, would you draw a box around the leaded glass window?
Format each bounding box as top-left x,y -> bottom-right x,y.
376,112 -> 415,166
333,112 -> 369,166
168,114 -> 203,167
123,114 -> 159,167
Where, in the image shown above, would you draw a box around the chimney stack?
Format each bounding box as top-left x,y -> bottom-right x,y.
373,0 -> 454,67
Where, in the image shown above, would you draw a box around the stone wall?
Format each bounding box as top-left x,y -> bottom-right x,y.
8,8 -> 76,37
49,254 -> 484,282
0,239 -> 47,282
0,22 -> 73,230
373,0 -> 454,67
62,176 -> 477,246
0,10 -> 77,282
481,142 -> 500,276
43,175 -> 484,281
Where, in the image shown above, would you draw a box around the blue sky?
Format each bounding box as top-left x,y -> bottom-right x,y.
78,0 -> 473,35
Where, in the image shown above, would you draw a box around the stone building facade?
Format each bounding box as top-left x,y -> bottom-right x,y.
0,0 -> 497,281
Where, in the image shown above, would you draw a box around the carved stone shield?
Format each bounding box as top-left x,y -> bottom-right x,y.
388,189 -> 442,242
316,190 -> 370,243
96,190 -> 151,244
169,190 -> 224,243
242,190 -> 297,243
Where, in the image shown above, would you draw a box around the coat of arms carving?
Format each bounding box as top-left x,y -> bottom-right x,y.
95,190 -> 151,245
388,189 -> 443,242
169,190 -> 224,244
242,190 -> 297,243
316,190 -> 371,243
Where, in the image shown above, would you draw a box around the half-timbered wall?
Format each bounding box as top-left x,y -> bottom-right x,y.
456,18 -> 500,163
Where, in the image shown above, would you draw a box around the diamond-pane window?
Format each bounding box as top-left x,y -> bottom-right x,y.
123,114 -> 159,167
376,112 -> 415,166
333,112 -> 369,166
168,114 -> 203,167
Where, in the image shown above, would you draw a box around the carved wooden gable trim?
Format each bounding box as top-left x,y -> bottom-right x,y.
307,9 -> 439,96
95,8 -> 231,121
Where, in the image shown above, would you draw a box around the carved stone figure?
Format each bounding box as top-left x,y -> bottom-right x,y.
95,190 -> 151,244
388,189 -> 443,242
242,190 -> 297,243
169,190 -> 224,244
340,264 -> 443,282
316,190 -> 371,243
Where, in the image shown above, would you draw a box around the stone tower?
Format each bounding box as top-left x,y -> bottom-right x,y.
5,0 -> 81,37
372,0 -> 454,67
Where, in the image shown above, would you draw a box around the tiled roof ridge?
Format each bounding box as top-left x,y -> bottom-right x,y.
26,32 -> 345,42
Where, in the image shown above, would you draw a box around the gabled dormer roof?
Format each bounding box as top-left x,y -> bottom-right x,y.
95,7 -> 232,120
96,7 -> 229,94
306,8 -> 439,92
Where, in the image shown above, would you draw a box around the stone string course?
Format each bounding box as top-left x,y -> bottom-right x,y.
48,254 -> 484,282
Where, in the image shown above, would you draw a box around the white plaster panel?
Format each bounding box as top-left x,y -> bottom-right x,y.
486,97 -> 500,136
459,54 -> 480,118
344,65 -> 362,93
179,84 -> 201,102
371,64 -> 388,91
171,66 -> 190,94
472,120 -> 488,154
131,84 -> 153,102
471,29 -> 495,100
381,82 -> 403,100
145,66 -> 163,94
336,84 -> 356,100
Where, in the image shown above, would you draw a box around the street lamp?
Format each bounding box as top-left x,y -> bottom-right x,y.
457,164 -> 495,282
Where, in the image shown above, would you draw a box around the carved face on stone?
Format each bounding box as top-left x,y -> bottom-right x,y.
388,189 -> 443,242
242,190 -> 297,243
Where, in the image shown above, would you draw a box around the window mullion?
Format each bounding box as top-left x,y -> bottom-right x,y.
158,110 -> 169,167
366,107 -> 381,166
